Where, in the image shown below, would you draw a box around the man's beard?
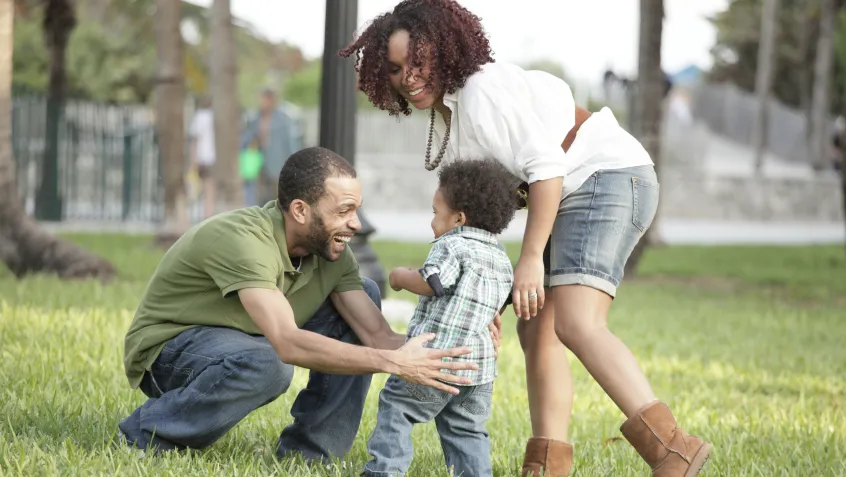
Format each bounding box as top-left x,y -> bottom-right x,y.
305,212 -> 336,261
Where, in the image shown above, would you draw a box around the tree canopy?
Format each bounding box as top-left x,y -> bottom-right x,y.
12,0 -> 305,108
709,0 -> 846,113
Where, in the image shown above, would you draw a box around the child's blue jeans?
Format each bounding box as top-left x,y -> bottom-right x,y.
364,375 -> 494,477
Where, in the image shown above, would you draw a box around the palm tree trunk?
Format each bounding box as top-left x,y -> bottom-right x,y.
35,0 -> 75,221
841,143 -> 846,256
810,0 -> 836,171
0,0 -> 114,281
841,8 -> 846,255
154,0 -> 188,246
799,4 -> 814,143
625,0 -> 665,277
752,0 -> 779,173
210,0 -> 242,212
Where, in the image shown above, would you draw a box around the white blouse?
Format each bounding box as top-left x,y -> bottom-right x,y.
431,62 -> 653,199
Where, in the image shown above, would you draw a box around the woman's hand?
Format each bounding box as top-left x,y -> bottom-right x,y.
512,255 -> 545,320
514,177 -> 562,320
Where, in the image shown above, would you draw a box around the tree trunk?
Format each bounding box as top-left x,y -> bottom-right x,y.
810,0 -> 836,171
154,0 -> 188,246
752,0 -> 779,173
0,0 -> 114,281
841,145 -> 846,256
841,15 -> 846,256
625,0 -> 665,277
799,5 -> 814,143
210,0 -> 242,212
35,0 -> 75,221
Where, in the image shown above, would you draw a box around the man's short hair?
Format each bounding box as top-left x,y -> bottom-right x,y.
277,147 -> 357,210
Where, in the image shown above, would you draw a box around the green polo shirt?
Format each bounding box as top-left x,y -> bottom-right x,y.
123,200 -> 364,389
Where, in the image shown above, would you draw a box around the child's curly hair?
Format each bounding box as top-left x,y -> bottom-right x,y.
438,160 -> 519,235
339,0 -> 494,117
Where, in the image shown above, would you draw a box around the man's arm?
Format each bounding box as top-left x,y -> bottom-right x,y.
389,267 -> 435,296
238,287 -> 477,394
329,289 -> 405,350
344,276 -> 503,357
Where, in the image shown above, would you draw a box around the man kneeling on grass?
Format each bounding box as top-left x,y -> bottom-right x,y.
118,147 -> 501,464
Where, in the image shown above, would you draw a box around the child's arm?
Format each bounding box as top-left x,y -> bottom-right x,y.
395,239 -> 462,297
389,267 -> 435,296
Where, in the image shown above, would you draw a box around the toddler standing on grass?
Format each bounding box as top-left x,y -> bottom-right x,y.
363,159 -> 518,477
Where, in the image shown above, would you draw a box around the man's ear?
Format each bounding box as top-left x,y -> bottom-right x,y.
289,199 -> 310,225
456,211 -> 467,226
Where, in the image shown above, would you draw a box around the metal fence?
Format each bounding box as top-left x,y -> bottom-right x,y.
14,81 -> 828,225
600,79 -> 839,165
12,94 -> 165,223
688,82 -> 833,164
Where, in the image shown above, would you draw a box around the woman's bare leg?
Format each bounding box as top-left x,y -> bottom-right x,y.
553,284 -> 655,418
517,287 -> 573,441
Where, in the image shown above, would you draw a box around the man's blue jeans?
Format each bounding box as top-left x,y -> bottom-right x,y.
363,375 -> 494,477
118,278 -> 381,463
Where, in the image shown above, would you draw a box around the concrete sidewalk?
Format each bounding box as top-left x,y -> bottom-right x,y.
41,210 -> 845,245
363,210 -> 845,245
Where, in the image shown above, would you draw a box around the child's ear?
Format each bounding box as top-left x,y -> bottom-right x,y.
456,211 -> 467,226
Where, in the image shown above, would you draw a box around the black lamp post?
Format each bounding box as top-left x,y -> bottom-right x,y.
320,0 -> 387,297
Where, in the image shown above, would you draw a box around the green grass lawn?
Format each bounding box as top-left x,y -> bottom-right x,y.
1,234 -> 845,476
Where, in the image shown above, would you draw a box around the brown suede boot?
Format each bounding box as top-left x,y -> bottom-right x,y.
521,437 -> 573,477
620,401 -> 713,477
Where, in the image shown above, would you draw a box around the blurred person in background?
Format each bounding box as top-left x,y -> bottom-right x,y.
831,116 -> 844,173
240,88 -> 303,206
189,95 -> 216,218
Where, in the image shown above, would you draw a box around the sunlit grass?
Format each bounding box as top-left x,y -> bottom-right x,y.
1,235 -> 844,476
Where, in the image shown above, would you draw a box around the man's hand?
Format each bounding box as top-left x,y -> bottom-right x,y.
488,312 -> 502,357
391,334 -> 476,395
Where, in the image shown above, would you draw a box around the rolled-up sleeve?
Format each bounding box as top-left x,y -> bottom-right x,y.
463,73 -> 575,184
420,239 -> 462,290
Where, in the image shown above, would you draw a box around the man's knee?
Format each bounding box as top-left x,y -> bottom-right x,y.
362,277 -> 382,310
230,346 -> 295,399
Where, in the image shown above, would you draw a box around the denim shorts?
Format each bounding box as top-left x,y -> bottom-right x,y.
543,165 -> 659,297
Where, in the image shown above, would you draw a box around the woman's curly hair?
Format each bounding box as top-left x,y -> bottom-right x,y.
438,159 -> 519,235
339,0 -> 494,117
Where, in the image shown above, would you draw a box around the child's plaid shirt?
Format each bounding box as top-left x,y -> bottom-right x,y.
407,226 -> 514,386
